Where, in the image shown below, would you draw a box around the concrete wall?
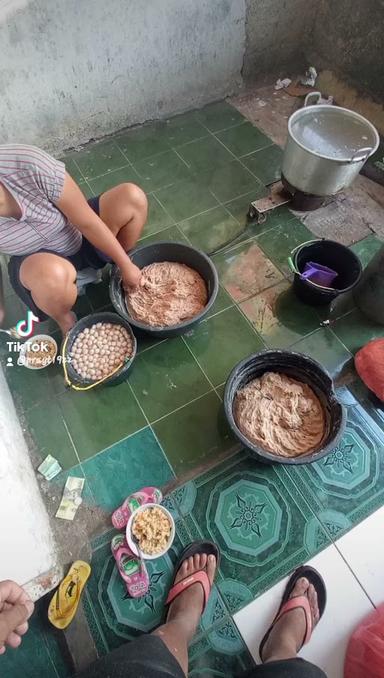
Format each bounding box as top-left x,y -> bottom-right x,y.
243,0 -> 315,83
307,0 -> 384,102
0,0 -> 245,153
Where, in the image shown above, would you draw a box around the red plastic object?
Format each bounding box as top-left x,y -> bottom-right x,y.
344,604 -> 384,678
355,338 -> 384,402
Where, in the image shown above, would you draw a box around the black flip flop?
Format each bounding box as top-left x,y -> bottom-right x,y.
259,565 -> 327,662
165,540 -> 220,619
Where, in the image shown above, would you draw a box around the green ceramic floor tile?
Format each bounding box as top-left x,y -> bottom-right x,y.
286,404 -> 384,541
184,306 -> 264,386
179,206 -> 243,254
257,219 -> 315,275
240,281 -> 320,349
174,453 -> 330,607
153,391 -> 235,475
74,140 -> 128,180
87,164 -> 141,195
216,122 -> 272,157
60,155 -> 84,184
129,338 -> 211,422
83,520 -> 194,654
224,189 -> 267,224
213,240 -> 284,302
2,293 -> 27,328
162,112 -> 207,145
4,359 -> 58,412
80,181 -> 95,199
199,160 -> 265,203
82,427 -> 174,510
141,193 -> 175,238
205,285 -> 233,319
351,234 -> 383,269
139,224 -> 189,245
132,150 -> 191,192
115,123 -> 170,162
176,136 -> 234,172
333,308 -> 384,354
291,327 -> 352,378
58,381 -> 146,461
195,101 -> 245,132
154,177 -> 218,223
24,398 -> 78,469
242,144 -> 284,185
315,291 -> 356,323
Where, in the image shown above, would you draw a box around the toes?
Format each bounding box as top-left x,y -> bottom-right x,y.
206,554 -> 217,585
307,584 -> 320,623
200,554 -> 208,570
290,576 -> 309,598
193,554 -> 200,571
15,622 -> 29,636
5,632 -> 22,649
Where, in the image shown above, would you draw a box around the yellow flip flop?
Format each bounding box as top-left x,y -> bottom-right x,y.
48,560 -> 91,629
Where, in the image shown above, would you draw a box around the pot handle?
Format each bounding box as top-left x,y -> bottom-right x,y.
349,147 -> 372,163
304,91 -> 322,107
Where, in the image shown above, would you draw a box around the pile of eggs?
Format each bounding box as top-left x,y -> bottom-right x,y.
70,322 -> 133,382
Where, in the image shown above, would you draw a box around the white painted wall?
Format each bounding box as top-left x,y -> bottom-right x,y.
0,366 -> 57,585
0,0 -> 245,154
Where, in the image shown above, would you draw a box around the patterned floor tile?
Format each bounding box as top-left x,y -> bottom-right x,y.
172,452 -> 330,609
132,150 -> 191,192
0,600 -> 72,678
115,122 -> 170,162
73,140 -> 128,180
286,404 -> 384,540
213,241 -> 284,302
216,122 -> 272,157
290,327 -> 352,378
195,101 -> 245,132
81,427 -> 175,511
242,144 -> 284,185
184,307 -> 264,386
199,160 -> 264,203
332,308 -> 384,354
129,338 -> 211,422
152,391 -> 235,475
179,206 -> 243,254
350,234 -> 383,268
189,620 -> 255,676
240,281 -> 320,349
256,219 -> 315,275
58,381 -> 146,461
154,176 -> 219,223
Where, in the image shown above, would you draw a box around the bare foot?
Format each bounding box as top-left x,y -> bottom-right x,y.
166,553 -> 217,639
262,577 -> 320,663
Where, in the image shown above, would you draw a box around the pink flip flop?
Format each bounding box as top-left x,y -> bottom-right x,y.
112,486 -> 163,529
111,534 -> 149,598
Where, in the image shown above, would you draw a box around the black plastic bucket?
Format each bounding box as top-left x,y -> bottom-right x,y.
62,311 -> 137,389
109,241 -> 219,338
291,239 -> 362,305
224,349 -> 346,465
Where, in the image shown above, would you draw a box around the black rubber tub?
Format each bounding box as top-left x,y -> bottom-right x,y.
224,350 -> 346,465
291,239 -> 362,306
109,241 -> 219,338
62,311 -> 137,389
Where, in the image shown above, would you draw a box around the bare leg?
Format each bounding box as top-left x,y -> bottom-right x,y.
98,183 -> 148,251
20,253 -> 77,334
152,553 -> 217,676
261,577 -> 320,663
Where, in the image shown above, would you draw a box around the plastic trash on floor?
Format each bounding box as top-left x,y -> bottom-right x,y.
344,603 -> 384,678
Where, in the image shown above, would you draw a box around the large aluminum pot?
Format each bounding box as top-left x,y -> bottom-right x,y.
282,92 -> 379,196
